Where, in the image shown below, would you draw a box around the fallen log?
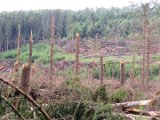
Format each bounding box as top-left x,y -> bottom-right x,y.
125,114 -> 160,120
41,99 -> 156,110
126,108 -> 160,120
112,99 -> 156,108
0,78 -> 51,120
126,108 -> 160,118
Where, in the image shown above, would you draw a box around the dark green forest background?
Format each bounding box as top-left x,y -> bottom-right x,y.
1,3 -> 160,51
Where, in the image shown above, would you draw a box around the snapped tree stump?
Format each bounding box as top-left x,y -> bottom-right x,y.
120,61 -> 125,85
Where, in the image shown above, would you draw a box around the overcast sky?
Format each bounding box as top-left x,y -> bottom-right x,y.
0,0 -> 159,12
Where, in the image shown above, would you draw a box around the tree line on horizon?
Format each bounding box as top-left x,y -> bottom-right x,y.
0,3 -> 160,51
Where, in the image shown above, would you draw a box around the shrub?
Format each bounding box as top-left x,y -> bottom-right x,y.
111,88 -> 127,103
92,85 -> 108,102
110,87 -> 135,103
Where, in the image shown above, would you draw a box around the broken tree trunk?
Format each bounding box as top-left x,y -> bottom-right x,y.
75,33 -> 80,76
126,108 -> 160,118
13,24 -> 21,85
112,99 -> 155,108
21,30 -> 32,93
120,61 -> 125,85
50,16 -> 55,81
99,56 -> 103,85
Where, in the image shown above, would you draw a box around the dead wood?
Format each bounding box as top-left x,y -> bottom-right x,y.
126,108 -> 160,119
112,99 -> 155,108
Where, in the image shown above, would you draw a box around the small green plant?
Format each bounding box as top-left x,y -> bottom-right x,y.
110,87 -> 135,103
110,88 -> 128,103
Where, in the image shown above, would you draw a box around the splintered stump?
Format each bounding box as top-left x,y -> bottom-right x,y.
21,64 -> 31,93
120,62 -> 125,85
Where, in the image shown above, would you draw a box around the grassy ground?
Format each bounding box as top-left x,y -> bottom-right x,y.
0,43 -> 142,63
1,43 -> 160,80
0,43 -> 75,64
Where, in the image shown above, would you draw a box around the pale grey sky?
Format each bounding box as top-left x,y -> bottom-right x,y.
0,0 -> 158,11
